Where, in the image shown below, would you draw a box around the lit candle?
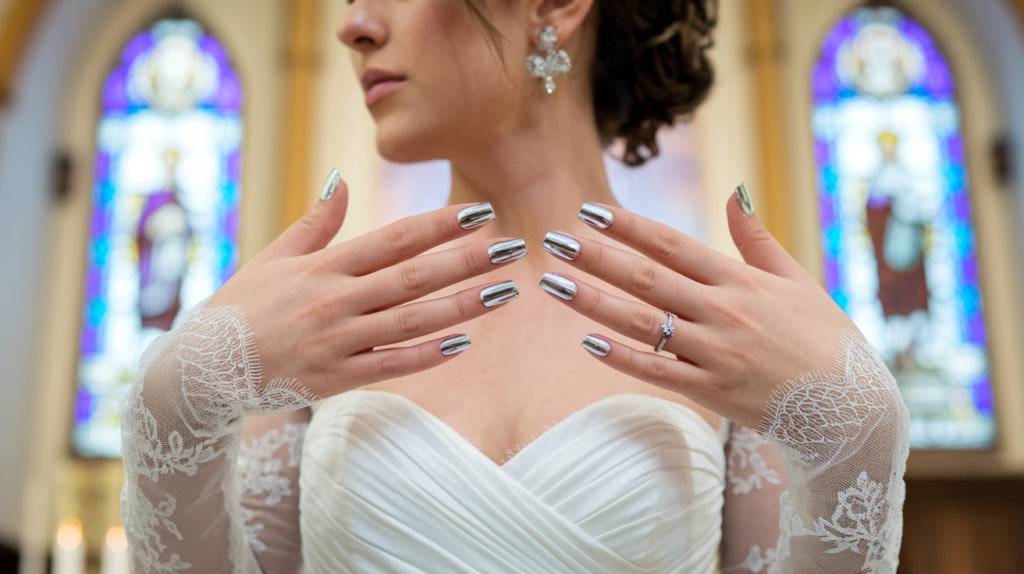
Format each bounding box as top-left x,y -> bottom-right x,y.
51,519 -> 85,574
101,526 -> 130,574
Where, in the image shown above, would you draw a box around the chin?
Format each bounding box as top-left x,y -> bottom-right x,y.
374,117 -> 448,164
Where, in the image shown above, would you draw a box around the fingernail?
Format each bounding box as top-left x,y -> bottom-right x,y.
440,335 -> 471,356
539,273 -> 577,301
542,232 -> 580,261
488,239 -> 527,264
320,169 -> 341,201
735,183 -> 754,216
579,203 -> 613,230
481,280 -> 519,307
458,203 -> 495,229
582,335 -> 610,357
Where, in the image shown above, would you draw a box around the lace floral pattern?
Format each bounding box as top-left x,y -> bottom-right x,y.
727,425 -> 782,495
759,332 -> 910,574
237,423 -> 308,551
120,303 -> 317,573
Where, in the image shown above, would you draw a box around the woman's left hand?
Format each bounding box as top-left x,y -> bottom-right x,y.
540,188 -> 859,430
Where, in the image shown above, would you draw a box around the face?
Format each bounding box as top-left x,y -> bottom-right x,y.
338,0 -> 534,164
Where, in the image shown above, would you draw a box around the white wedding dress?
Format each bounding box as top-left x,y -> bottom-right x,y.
120,300 -> 910,574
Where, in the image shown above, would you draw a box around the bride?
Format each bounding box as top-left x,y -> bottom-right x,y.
120,0 -> 909,572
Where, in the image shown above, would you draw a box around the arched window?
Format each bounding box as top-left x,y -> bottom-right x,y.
73,19 -> 244,457
812,7 -> 993,449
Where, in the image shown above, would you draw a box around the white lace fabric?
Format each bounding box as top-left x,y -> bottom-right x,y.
723,332 -> 910,574
120,303 -> 909,574
120,301 -> 315,573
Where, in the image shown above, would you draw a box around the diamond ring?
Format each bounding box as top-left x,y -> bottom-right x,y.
655,312 -> 675,353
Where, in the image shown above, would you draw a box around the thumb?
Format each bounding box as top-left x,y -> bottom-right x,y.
262,169 -> 349,260
727,183 -> 807,281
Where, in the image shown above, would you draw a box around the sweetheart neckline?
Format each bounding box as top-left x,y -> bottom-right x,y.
325,390 -> 723,469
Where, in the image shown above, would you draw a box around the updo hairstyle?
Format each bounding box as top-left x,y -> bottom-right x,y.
463,0 -> 719,166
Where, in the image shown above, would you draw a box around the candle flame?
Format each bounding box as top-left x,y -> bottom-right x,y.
56,518 -> 82,551
106,525 -> 128,553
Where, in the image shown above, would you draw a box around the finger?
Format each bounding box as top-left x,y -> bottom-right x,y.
727,184 -> 810,282
357,237 -> 524,312
354,282 -> 514,348
335,203 -> 494,276
539,273 -> 699,360
261,169 -> 349,261
576,203 -> 739,285
343,334 -> 472,385
579,334 -> 711,394
545,232 -> 708,321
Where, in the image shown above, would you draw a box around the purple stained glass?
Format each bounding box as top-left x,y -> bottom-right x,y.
811,8 -> 994,449
73,19 -> 245,458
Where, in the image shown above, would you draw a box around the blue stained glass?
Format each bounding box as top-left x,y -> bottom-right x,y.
811,7 -> 995,449
73,19 -> 244,457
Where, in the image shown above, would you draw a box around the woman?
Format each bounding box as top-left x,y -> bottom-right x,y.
120,0 -> 909,572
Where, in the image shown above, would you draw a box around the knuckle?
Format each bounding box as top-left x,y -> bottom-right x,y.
378,352 -> 404,378
628,260 -> 660,294
643,356 -> 671,382
629,307 -> 659,340
650,227 -> 684,260
582,289 -> 602,315
586,242 -> 605,269
393,307 -> 423,335
398,261 -> 430,292
455,292 -> 475,319
385,220 -> 418,255
460,247 -> 481,273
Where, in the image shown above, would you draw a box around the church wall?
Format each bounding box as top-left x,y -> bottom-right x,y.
0,0 -> 111,546
5,0 -> 288,567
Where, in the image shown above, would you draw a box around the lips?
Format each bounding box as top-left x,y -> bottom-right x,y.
361,68 -> 406,105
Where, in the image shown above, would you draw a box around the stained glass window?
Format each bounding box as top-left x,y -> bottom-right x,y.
74,19 -> 244,457
812,7 -> 993,448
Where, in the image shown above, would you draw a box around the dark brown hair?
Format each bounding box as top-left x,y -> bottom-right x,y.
463,0 -> 718,166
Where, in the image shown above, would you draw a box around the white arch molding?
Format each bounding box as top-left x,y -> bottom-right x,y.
14,0 -> 286,570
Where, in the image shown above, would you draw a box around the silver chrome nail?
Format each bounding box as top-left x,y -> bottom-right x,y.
440,335 -> 471,356
735,183 -> 754,216
458,203 -> 496,229
320,169 -> 342,201
542,232 -> 580,261
582,335 -> 610,357
481,280 -> 519,308
539,273 -> 577,301
488,239 -> 528,265
579,203 -> 614,230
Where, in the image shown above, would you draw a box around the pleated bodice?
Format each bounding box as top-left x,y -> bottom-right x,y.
299,391 -> 727,573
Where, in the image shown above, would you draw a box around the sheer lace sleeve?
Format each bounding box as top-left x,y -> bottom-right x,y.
120,301 -> 317,573
722,332 -> 910,574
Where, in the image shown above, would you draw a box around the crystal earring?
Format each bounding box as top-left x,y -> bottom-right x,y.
527,26 -> 572,94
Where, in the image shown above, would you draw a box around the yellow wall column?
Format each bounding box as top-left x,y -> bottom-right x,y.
0,0 -> 52,106
279,0 -> 322,230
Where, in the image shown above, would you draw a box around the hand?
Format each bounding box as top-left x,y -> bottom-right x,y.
207,172 -> 524,400
539,191 -> 858,429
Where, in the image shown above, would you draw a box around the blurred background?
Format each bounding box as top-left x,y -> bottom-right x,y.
1,0 -> 1023,572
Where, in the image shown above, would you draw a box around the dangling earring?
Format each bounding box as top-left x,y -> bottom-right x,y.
527,26 -> 572,94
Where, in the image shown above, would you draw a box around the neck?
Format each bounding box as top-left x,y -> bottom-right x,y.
446,96 -> 618,247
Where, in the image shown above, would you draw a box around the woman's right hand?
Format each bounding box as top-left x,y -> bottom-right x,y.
206,170 -> 522,401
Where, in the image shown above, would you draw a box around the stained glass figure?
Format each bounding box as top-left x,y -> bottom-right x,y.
74,19 -> 244,457
812,7 -> 994,448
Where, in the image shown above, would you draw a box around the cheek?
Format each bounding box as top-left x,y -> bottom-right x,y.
373,2 -> 526,162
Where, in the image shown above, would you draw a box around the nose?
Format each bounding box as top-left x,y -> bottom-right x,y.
338,1 -> 388,53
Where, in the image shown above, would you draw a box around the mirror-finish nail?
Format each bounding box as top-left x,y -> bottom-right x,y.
481,280 -> 519,308
539,273 -> 577,301
489,239 -> 528,264
582,335 -> 610,357
320,169 -> 342,201
542,232 -> 580,261
458,203 -> 496,229
735,183 -> 754,216
579,203 -> 614,230
440,335 -> 471,356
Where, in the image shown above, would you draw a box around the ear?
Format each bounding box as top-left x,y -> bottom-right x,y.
527,0 -> 596,48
